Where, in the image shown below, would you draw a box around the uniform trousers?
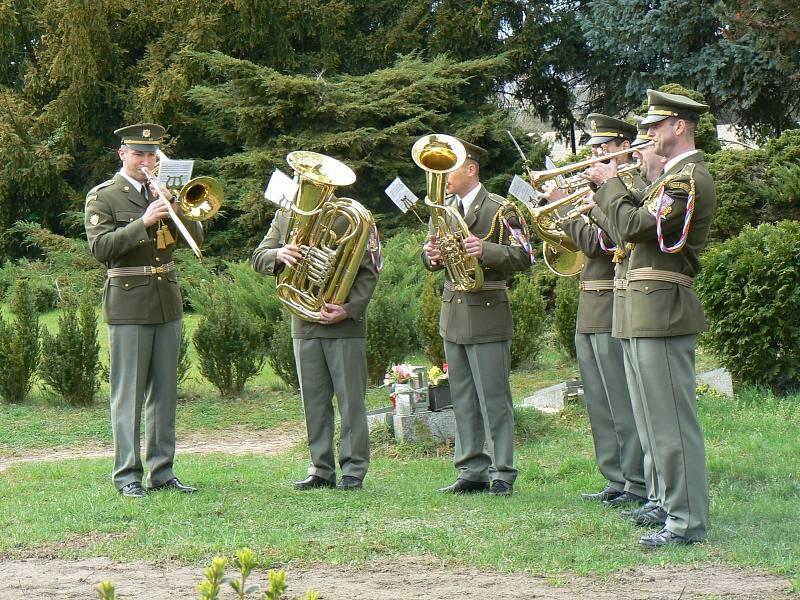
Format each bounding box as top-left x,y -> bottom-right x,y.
445,339 -> 517,485
293,337 -> 370,482
108,319 -> 180,489
575,332 -> 646,497
628,334 -> 709,540
621,339 -> 661,505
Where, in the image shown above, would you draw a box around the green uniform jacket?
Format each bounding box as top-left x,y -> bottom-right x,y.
588,174 -> 646,339
561,218 -> 615,334
251,208 -> 379,338
423,185 -> 532,344
594,153 -> 716,337
85,174 -> 204,325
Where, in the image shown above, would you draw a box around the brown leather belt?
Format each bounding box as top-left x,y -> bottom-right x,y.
107,261 -> 176,278
445,280 -> 507,292
579,279 -> 614,291
627,267 -> 694,287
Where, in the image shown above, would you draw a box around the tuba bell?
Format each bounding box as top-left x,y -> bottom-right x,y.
412,134 -> 483,292
275,151 -> 375,323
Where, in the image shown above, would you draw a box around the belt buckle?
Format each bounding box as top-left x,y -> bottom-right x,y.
152,265 -> 166,275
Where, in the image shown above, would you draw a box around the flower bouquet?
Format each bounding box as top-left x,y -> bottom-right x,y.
427,363 -> 452,412
385,363 -> 419,414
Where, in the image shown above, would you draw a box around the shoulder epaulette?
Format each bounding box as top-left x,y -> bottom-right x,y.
85,179 -> 115,204
487,192 -> 509,207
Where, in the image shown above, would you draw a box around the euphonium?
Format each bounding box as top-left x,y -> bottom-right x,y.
412,134 -> 483,292
276,151 -> 375,322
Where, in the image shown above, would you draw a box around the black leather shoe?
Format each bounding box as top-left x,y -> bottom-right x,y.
603,490 -> 648,507
293,475 -> 336,490
639,527 -> 695,548
488,480 -> 513,496
633,506 -> 668,528
148,477 -> 197,493
621,501 -> 659,519
436,479 -> 490,494
581,485 -> 624,502
119,482 -> 147,498
336,476 -> 363,491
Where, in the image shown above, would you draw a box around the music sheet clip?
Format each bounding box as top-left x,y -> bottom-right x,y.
264,169 -> 298,209
384,177 -> 419,213
155,150 -> 194,189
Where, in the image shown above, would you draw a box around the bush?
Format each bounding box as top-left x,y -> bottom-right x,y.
367,285 -> 416,384
193,284 -> 266,398
553,275 -> 579,359
695,221 -> 800,395
39,289 -> 102,406
177,325 -> 191,390
267,311 -> 299,390
509,273 -> 547,368
415,273 -> 445,367
0,279 -> 40,403
0,260 -> 60,312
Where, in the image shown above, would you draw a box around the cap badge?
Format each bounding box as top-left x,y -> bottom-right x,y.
590,120 -> 597,132
142,129 -> 151,138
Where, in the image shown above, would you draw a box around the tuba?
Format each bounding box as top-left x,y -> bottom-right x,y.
412,134 -> 483,292
276,151 -> 375,322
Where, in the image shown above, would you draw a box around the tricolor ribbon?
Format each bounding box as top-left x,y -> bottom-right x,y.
369,224 -> 384,272
503,215 -> 536,264
656,185 -> 695,253
597,229 -> 617,254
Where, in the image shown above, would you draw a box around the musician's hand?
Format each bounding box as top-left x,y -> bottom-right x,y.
320,303 -> 348,325
142,199 -> 171,227
543,181 -> 566,202
574,190 -> 596,214
581,158 -> 618,186
424,234 -> 441,266
463,235 -> 483,258
276,244 -> 303,267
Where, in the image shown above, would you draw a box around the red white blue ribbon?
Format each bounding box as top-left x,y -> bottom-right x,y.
656,188 -> 694,253
503,215 -> 536,264
597,229 -> 617,254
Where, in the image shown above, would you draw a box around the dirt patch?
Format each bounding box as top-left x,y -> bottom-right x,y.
0,427 -> 302,473
0,557 -> 792,599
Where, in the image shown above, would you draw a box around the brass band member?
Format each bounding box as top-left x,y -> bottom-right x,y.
583,90 -> 716,547
85,124 -> 203,498
547,114 -> 648,508
423,139 -> 532,497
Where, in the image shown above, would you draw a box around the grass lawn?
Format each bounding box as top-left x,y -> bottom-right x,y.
3,307 -> 796,580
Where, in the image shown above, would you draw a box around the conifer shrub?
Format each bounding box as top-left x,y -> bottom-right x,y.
509,273 -> 547,367
193,284 -> 266,398
39,289 -> 102,406
177,325 -> 191,390
695,221 -> 800,395
415,272 -> 445,367
553,275 -> 579,359
0,279 -> 40,403
267,312 -> 299,390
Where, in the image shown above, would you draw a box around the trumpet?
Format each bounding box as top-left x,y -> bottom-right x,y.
526,142 -> 653,189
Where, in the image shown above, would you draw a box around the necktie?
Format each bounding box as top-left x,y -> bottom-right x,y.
457,197 -> 465,217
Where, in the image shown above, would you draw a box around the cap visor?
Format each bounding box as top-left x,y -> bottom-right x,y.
125,143 -> 159,152
586,135 -> 615,146
640,114 -> 668,126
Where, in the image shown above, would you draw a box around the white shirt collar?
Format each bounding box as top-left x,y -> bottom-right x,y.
458,183 -> 482,214
663,150 -> 700,175
118,169 -> 144,193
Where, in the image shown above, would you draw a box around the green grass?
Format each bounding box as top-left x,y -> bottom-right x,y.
1,386 -> 797,578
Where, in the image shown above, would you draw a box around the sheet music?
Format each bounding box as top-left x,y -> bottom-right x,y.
264,169 -> 298,209
384,177 -> 419,213
509,174 -> 538,209
156,152 -> 194,189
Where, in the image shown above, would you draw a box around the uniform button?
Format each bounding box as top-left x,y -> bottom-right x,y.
157,276 -> 162,281
155,257 -> 161,262
129,218 -> 133,222
644,286 -> 649,291
139,240 -> 145,244
485,302 -> 491,307
124,283 -> 129,288
456,298 -> 462,304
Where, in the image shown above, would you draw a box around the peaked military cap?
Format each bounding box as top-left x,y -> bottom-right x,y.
640,89 -> 709,126
585,113 -> 637,146
631,115 -> 653,147
114,123 -> 165,151
455,137 -> 488,165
